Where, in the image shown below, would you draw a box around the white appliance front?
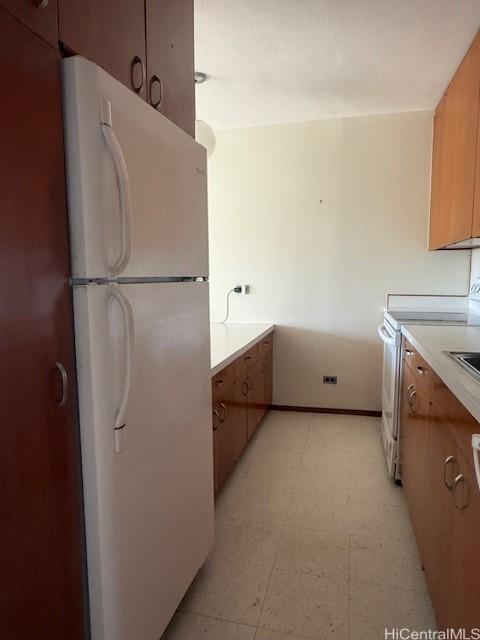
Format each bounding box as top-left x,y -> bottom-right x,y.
73,281 -> 214,640
377,321 -> 401,477
62,56 -> 208,280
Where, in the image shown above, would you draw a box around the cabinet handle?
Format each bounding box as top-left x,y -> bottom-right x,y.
416,366 -> 427,376
213,402 -> 226,425
33,0 -> 49,8
453,473 -> 469,510
407,383 -> 414,392
444,455 -> 457,491
405,349 -> 414,357
130,56 -> 145,93
407,389 -> 418,413
214,378 -> 224,386
54,361 -> 68,408
149,75 -> 163,109
241,380 -> 249,396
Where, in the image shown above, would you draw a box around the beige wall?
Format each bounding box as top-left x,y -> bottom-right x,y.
208,112 -> 470,411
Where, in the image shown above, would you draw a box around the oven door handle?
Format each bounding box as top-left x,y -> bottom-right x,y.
378,324 -> 396,346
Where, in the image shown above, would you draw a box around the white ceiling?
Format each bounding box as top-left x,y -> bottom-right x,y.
194,0 -> 480,130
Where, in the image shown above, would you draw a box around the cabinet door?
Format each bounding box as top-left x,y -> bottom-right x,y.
247,360 -> 265,440
213,384 -> 236,493
145,0 -> 195,136
0,0 -> 58,47
399,362 -> 431,562
423,408 -> 456,630
234,379 -> 248,460
429,31 -> 480,249
448,449 -> 480,633
0,10 -> 86,638
58,0 -> 147,98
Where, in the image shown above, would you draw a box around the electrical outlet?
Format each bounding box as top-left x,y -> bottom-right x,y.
234,284 -> 250,294
323,375 -> 337,384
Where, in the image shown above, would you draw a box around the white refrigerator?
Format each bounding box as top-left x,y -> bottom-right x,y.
62,56 -> 214,640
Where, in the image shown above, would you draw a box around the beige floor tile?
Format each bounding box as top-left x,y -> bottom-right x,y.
293,466 -> 350,498
275,526 -> 349,581
255,629 -> 306,640
286,493 -> 351,535
161,612 -> 256,639
242,443 -> 304,470
300,448 -> 351,475
350,498 -> 416,542
211,519 -> 282,567
350,467 -> 405,506
350,535 -> 427,591
259,568 -> 348,639
349,580 -> 436,640
180,557 -> 272,626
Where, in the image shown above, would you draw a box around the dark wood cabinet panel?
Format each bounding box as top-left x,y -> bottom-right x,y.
212,332 -> 274,493
422,409 -> 455,630
400,340 -> 480,631
429,30 -> 480,249
449,447 -> 480,633
0,9 -> 86,638
213,384 -> 236,493
58,0 -> 147,98
145,0 -> 195,135
399,360 -> 431,564
0,0 -> 58,48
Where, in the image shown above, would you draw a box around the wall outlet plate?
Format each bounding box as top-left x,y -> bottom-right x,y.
323,375 -> 337,384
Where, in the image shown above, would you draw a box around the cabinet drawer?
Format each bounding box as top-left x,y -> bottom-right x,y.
258,332 -> 274,356
403,339 -> 431,382
431,375 -> 479,470
212,362 -> 235,398
234,344 -> 258,378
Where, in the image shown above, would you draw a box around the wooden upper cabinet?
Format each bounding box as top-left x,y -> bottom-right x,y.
0,0 -> 58,47
146,0 -> 195,136
429,30 -> 480,249
58,0 -> 147,98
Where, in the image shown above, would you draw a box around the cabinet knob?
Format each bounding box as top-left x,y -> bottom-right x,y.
405,349 -> 414,357
130,56 -> 145,93
416,366 -> 427,375
149,75 -> 163,109
33,0 -> 49,8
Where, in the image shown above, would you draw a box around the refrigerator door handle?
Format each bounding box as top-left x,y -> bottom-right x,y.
101,102 -> 132,278
109,284 -> 135,453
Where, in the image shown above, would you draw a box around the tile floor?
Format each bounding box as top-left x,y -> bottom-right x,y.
162,411 -> 436,640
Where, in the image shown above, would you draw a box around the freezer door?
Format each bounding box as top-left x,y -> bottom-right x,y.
63,56 -> 208,279
73,281 -> 214,640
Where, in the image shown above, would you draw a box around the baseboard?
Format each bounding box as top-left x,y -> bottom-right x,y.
270,404 -> 381,418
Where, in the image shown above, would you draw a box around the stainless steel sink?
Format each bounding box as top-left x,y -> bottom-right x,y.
446,352 -> 480,381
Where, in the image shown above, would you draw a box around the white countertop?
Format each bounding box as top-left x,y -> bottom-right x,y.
210,323 -> 275,376
401,324 -> 480,422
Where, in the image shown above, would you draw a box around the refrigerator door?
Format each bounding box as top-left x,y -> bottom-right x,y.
63,56 -> 208,280
73,281 -> 214,640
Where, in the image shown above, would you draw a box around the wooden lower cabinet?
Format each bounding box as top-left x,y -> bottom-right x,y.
213,332 -> 274,493
400,339 -> 480,630
400,357 -> 431,564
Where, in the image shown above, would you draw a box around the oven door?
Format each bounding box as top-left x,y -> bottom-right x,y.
378,321 -> 401,476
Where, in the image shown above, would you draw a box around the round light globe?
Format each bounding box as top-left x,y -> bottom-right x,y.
195,120 -> 216,158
